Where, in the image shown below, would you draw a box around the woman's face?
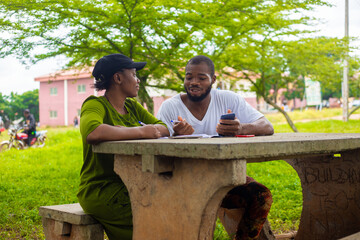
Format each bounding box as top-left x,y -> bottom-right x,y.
117,68 -> 140,97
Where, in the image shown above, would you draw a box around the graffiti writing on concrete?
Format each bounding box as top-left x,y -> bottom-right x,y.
288,152 -> 360,239
303,167 -> 360,185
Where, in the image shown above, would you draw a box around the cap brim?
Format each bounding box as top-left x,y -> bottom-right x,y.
127,62 -> 147,71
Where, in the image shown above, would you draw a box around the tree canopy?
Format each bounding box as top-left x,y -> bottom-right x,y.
0,90 -> 39,126
1,0 -> 359,130
0,0 -> 331,81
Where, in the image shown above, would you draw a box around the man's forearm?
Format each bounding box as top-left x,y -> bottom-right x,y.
241,117 -> 274,136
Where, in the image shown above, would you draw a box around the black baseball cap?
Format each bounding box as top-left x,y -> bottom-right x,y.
92,54 -> 147,79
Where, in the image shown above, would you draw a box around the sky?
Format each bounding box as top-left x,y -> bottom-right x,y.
0,0 -> 360,96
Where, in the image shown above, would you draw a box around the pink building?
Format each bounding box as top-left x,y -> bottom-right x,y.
35,68 -> 102,127
35,69 -> 167,127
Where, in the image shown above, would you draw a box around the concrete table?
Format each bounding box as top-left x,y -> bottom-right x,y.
93,133 -> 360,240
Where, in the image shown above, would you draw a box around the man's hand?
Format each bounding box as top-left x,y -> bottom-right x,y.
173,116 -> 194,136
216,109 -> 240,136
216,118 -> 242,136
217,109 -> 274,136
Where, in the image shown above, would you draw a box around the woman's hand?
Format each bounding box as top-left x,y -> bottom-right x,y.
87,124 -> 163,144
140,125 -> 162,139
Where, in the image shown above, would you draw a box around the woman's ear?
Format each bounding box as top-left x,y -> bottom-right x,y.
113,73 -> 122,85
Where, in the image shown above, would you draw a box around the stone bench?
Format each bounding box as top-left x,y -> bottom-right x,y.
339,231 -> 360,240
39,203 -> 274,240
39,203 -> 104,240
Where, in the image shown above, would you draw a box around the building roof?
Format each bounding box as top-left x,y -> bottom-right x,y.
35,67 -> 93,82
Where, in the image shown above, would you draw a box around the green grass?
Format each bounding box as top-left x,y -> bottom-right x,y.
266,107 -> 360,124
0,127 -> 82,239
273,119 -> 360,133
247,161 -> 302,233
0,108 -> 360,239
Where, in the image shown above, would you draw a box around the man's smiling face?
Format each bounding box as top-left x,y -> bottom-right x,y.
184,62 -> 215,102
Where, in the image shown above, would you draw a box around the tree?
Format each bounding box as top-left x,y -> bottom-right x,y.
0,0 -> 331,114
316,54 -> 360,118
0,90 -> 39,126
348,56 -> 360,117
0,0 -> 203,113
187,0 -> 346,132
0,93 -> 11,128
9,90 -> 39,121
2,0 -> 358,129
217,35 -> 350,132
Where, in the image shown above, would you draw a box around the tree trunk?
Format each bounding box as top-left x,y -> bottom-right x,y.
138,77 -> 154,114
293,97 -> 296,110
348,106 -> 360,118
265,98 -> 298,132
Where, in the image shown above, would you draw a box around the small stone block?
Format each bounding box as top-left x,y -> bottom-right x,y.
142,155 -> 173,173
54,221 -> 71,236
42,218 -> 104,240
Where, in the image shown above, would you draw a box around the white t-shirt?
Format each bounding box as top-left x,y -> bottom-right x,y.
157,89 -> 263,136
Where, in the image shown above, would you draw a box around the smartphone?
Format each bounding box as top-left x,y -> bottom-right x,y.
219,113 -> 236,137
220,113 -> 235,121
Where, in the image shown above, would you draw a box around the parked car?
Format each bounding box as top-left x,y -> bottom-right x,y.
322,100 -> 330,108
352,99 -> 360,107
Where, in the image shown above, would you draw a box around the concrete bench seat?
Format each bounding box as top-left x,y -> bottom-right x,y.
339,231 -> 360,240
39,203 -> 274,240
39,203 -> 104,240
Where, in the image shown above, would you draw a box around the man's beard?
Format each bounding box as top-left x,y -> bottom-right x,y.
185,84 -> 212,102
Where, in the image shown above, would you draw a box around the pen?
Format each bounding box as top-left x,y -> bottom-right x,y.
138,121 -> 146,126
170,120 -> 181,125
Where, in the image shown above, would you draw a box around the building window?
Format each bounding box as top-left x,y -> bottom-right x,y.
77,84 -> 86,93
50,87 -> 58,96
50,110 -> 58,119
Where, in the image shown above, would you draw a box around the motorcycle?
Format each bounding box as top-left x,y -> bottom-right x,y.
0,120 -> 47,151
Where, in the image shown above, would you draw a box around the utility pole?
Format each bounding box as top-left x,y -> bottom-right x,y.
342,0 -> 349,122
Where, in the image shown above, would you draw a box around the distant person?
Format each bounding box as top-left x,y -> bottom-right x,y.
0,115 -> 4,135
23,109 -> 36,146
282,101 -> 289,112
77,54 -> 170,240
3,115 -> 10,129
73,116 -> 79,127
157,55 -> 274,240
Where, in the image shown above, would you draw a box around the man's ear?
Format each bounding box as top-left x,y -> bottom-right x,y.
212,75 -> 216,84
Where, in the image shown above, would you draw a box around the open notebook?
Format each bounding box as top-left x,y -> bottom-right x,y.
161,134 -> 214,139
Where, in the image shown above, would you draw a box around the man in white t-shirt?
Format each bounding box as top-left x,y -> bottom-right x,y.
157,57 -> 273,137
157,55 -> 274,239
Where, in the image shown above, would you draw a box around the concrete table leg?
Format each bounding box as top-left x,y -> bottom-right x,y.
287,149 -> 360,240
114,155 -> 246,240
